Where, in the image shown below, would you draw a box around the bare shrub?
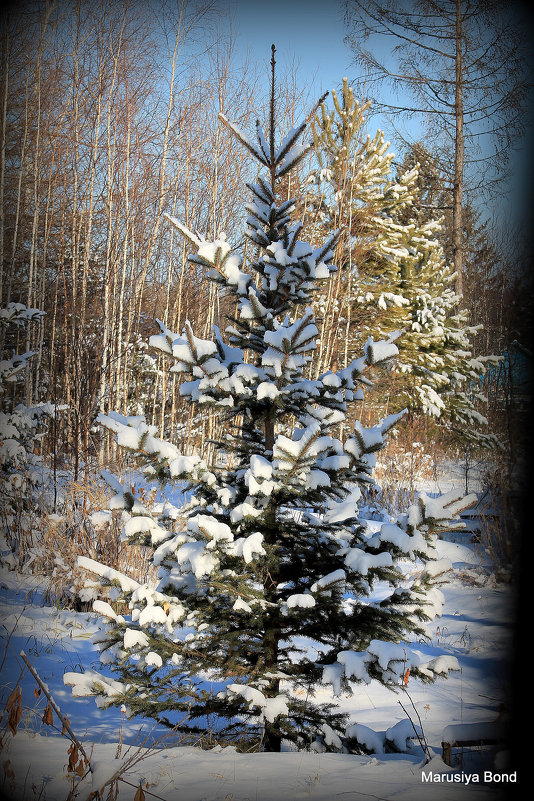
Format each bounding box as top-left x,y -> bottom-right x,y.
37,469 -> 161,609
475,458 -> 520,581
365,415 -> 445,517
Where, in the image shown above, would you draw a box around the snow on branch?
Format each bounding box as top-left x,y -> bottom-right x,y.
323,640 -> 460,696
218,113 -> 270,166
77,556 -> 141,594
163,213 -> 204,249
274,121 -> 308,166
0,351 -> 38,388
97,411 -> 215,485
222,683 -> 289,723
0,302 -> 45,326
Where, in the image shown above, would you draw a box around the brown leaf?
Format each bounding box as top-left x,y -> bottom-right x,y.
33,687 -> 41,699
134,785 -> 146,801
7,688 -> 22,736
7,705 -> 21,737
68,743 -> 79,772
75,759 -> 85,778
403,668 -> 410,686
62,715 -> 70,736
42,702 -> 53,726
6,685 -> 20,712
3,760 -> 14,780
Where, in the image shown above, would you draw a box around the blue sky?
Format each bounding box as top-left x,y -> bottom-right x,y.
225,0 -> 533,230
228,0 -> 352,97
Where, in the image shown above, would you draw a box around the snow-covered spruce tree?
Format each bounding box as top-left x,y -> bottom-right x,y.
66,50 -> 474,752
305,79 -> 498,447
0,302 -> 51,569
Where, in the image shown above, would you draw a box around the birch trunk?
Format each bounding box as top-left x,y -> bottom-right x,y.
453,0 -> 464,297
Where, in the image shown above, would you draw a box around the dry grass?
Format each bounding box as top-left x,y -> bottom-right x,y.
367,416 -> 444,517
0,466 -> 55,574
35,471 -> 161,609
474,459 -> 520,581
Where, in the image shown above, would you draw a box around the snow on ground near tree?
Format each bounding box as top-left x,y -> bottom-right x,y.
0,494 -> 520,800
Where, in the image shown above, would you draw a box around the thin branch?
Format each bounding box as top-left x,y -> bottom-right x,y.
20,650 -> 93,770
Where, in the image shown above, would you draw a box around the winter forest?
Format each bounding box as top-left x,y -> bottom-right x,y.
1,1 -> 533,799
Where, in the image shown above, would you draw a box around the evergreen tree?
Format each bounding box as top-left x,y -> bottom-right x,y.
66,51 -> 473,753
306,79 -> 498,447
0,302 -> 51,569
397,141 -> 504,364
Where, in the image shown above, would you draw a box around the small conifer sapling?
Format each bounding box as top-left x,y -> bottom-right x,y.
66,48 -> 475,753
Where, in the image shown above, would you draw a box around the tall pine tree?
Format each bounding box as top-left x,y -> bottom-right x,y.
305,79 -> 499,447
66,51 -> 474,753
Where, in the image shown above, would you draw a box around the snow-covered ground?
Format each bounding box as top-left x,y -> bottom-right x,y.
0,490 -> 522,800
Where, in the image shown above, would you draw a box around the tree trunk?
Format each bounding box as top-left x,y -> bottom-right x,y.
0,13 -> 9,306
262,547 -> 281,752
453,0 -> 464,297
263,396 -> 282,751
